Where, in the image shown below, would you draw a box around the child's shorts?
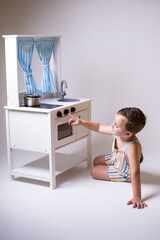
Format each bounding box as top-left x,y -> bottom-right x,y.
105,154 -> 130,182
108,165 -> 130,182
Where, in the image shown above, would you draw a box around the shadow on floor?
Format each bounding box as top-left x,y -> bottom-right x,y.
141,171 -> 160,185
14,165 -> 89,189
141,171 -> 160,201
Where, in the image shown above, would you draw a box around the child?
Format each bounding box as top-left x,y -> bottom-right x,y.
69,107 -> 148,209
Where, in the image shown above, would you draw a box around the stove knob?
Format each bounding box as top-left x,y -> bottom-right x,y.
64,109 -> 69,115
57,111 -> 62,118
71,107 -> 76,113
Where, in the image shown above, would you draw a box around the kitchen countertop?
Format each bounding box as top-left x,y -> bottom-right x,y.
4,98 -> 91,113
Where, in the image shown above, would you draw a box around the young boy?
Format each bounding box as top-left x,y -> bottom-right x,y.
69,107 -> 148,209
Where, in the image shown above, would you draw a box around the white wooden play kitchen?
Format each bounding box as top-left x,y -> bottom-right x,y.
3,35 -> 91,189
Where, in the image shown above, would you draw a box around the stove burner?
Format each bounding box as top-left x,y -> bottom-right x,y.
36,103 -> 63,109
21,103 -> 63,109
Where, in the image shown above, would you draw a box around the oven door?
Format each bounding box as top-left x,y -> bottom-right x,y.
55,115 -> 76,148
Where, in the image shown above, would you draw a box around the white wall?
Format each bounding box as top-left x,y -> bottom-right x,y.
1,0 -> 160,162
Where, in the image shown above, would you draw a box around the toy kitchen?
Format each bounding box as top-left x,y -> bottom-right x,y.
3,35 -> 91,189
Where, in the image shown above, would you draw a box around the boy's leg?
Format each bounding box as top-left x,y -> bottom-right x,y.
93,155 -> 106,166
91,165 -> 110,181
91,155 -> 110,180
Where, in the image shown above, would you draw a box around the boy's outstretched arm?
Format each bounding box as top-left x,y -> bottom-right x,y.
68,114 -> 113,135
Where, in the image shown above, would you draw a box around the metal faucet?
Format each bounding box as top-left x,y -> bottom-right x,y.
60,80 -> 68,99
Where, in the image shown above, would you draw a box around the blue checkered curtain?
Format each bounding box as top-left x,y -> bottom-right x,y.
35,38 -> 57,94
17,38 -> 40,94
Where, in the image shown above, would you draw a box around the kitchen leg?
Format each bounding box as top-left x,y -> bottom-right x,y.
87,102 -> 92,168
5,110 -> 14,180
87,134 -> 92,168
49,151 -> 56,189
48,113 -> 56,189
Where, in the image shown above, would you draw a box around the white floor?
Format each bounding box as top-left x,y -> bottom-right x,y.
0,153 -> 160,240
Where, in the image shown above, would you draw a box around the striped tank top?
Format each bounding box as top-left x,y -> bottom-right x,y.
110,137 -> 141,180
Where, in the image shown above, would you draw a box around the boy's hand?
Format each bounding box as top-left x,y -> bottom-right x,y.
127,197 -> 148,209
68,114 -> 81,126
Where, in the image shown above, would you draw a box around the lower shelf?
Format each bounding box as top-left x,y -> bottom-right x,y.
11,152 -> 86,182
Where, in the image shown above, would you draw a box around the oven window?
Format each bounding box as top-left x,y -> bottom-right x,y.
58,123 -> 73,140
